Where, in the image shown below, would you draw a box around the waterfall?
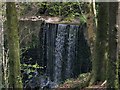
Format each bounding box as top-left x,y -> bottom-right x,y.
39,23 -> 91,85
66,25 -> 79,79
54,24 -> 67,84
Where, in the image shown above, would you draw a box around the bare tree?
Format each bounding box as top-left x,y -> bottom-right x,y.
0,2 -> 5,89
6,2 -> 23,88
107,2 -> 119,89
90,2 -> 109,85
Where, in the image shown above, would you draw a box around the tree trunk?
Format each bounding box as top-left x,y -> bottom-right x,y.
6,2 -> 23,88
0,2 -> 5,88
0,8 -> 3,90
86,1 -> 96,54
90,2 -> 109,85
0,23 -> 2,89
117,3 -> 120,89
107,2 -> 119,89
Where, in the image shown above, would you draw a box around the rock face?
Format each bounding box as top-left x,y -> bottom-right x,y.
38,22 -> 91,84
18,20 -> 91,88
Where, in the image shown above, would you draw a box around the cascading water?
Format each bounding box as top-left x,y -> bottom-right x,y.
38,22 -> 91,86
54,24 -> 67,84
65,25 -> 79,79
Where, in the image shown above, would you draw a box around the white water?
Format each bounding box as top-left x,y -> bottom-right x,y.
54,24 -> 67,84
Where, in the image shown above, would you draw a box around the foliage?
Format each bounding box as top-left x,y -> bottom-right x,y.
18,2 -> 88,22
21,63 -> 43,84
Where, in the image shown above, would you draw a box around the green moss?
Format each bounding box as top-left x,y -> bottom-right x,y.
60,73 -> 91,89
90,3 -> 109,85
107,3 -> 119,89
6,2 -> 23,88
